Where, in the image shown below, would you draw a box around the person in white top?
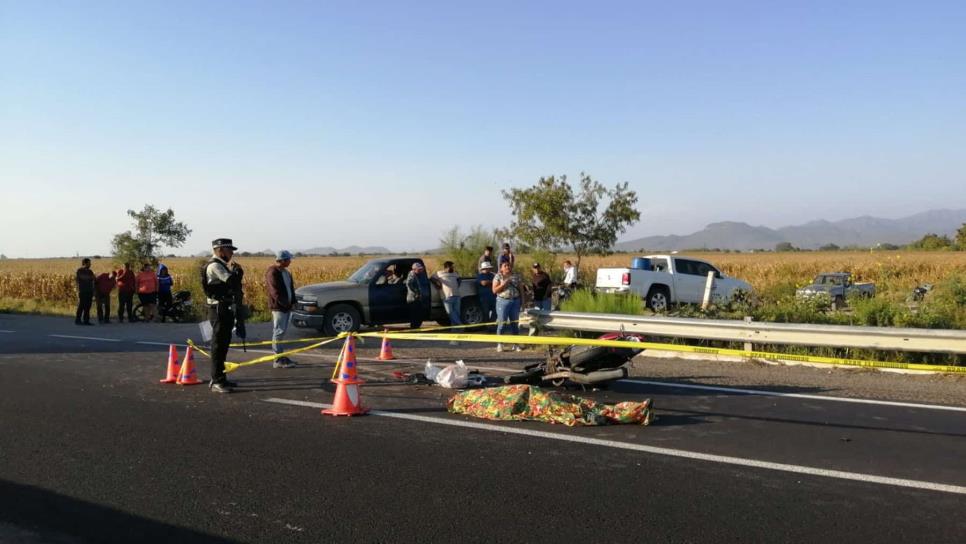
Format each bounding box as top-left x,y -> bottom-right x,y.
431,261 -> 462,333
563,260 -> 578,288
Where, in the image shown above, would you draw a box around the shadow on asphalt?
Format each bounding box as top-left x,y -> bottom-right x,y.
612,378 -> 833,396
662,407 -> 966,438
0,479 -> 237,544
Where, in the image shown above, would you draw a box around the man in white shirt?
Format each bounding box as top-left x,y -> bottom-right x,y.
563,260 -> 578,288
431,261 -> 462,334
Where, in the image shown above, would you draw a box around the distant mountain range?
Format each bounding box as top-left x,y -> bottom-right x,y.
194,245 -> 392,257
615,209 -> 966,251
300,245 -> 392,255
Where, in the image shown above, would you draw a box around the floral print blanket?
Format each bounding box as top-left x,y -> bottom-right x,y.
447,384 -> 652,427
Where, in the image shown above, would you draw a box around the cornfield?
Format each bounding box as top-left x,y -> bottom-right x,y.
2,251 -> 965,324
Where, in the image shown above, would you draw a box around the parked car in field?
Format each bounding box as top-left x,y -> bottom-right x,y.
291,257 -> 482,334
595,255 -> 753,311
796,272 -> 875,308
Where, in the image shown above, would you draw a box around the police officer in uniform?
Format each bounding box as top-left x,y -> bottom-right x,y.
202,238 -> 247,393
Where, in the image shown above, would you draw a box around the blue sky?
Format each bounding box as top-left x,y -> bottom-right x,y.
2,1 -> 964,257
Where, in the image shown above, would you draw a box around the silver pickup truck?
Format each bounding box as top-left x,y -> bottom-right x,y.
290,257 -> 482,334
796,272 -> 875,308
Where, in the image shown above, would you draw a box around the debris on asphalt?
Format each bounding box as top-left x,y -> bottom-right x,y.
447,384 -> 653,426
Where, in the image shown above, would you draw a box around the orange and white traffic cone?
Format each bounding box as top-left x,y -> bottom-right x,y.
176,346 -> 203,385
377,331 -> 395,361
159,344 -> 181,383
323,335 -> 368,416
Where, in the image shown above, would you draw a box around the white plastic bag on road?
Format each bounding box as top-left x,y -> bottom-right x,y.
424,360 -> 443,382
435,360 -> 469,389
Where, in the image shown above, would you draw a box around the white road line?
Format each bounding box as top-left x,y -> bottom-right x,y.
48,334 -> 121,342
263,397 -> 966,496
136,341 -> 188,348
0,330 -> 15,333
621,379 -> 966,413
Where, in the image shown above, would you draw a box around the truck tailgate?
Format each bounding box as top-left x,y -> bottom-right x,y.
596,268 -> 629,291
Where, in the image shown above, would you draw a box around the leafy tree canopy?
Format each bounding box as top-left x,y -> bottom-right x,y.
501,173 -> 640,269
111,205 -> 192,265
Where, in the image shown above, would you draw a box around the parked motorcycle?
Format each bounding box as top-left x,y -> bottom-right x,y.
504,330 -> 645,387
909,282 -> 933,303
134,290 -> 193,323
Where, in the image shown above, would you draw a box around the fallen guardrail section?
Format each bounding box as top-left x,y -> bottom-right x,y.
528,310 -> 966,355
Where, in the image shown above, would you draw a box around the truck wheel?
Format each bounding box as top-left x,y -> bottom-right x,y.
833,295 -> 845,310
460,299 -> 483,327
645,287 -> 670,312
323,304 -> 360,336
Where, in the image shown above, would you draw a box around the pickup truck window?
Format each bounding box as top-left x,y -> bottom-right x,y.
348,262 -> 383,284
673,259 -> 699,275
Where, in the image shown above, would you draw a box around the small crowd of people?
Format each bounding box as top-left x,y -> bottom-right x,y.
72,240 -> 578,392
403,243 -> 578,352
74,259 -> 175,325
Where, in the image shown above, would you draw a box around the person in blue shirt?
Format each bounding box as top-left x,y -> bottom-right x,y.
157,263 -> 174,320
476,261 -> 497,328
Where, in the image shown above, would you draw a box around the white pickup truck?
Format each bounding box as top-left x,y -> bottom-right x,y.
595,255 -> 753,311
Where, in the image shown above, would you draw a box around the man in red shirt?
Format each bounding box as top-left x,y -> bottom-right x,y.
116,263 -> 136,323
94,271 -> 117,323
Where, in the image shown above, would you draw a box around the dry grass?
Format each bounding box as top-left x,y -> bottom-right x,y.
2,251 -> 964,319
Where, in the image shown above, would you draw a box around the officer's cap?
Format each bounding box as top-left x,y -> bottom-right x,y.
212,238 -> 238,250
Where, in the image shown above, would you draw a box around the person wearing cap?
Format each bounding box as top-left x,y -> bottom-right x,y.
478,246 -> 494,269
202,238 -> 247,393
405,262 -> 429,329
477,261 -> 497,327
75,258 -> 96,326
530,263 -> 552,312
266,250 -> 297,368
498,243 -> 516,268
431,261 -> 462,334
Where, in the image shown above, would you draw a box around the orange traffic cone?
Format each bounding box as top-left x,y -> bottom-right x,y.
378,331 -> 395,361
323,335 -> 368,416
160,344 -> 181,383
176,346 -> 203,385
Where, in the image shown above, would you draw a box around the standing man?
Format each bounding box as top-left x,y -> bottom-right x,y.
266,250 -> 297,369
135,263 -> 159,322
116,263 -> 136,322
94,270 -> 116,323
562,260 -> 578,288
478,246 -> 494,269
405,262 -> 428,330
477,261 -> 496,327
498,243 -> 516,269
530,263 -> 552,312
75,258 -> 95,326
202,238 -> 247,394
431,261 -> 462,332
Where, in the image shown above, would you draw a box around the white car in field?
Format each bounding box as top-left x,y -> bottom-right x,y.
595,255 -> 753,311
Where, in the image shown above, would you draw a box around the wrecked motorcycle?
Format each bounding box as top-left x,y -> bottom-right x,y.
504,331 -> 645,387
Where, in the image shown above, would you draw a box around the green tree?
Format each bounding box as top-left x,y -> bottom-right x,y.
501,173 -> 640,270
909,233 -> 952,251
111,205 -> 192,265
819,243 -> 840,251
775,242 -> 797,252
955,223 -> 966,250
439,225 -> 499,276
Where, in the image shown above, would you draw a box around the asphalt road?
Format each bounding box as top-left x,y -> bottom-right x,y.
1,314 -> 964,543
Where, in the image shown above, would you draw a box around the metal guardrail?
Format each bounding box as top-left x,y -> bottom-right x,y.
528,310 -> 966,354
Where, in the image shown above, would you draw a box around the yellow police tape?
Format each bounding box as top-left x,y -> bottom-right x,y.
191,326 -> 965,376
355,331 -> 966,375
188,335 -> 344,373
227,318 -> 525,348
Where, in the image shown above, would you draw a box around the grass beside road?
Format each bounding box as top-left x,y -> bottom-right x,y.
2,251 -> 966,328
